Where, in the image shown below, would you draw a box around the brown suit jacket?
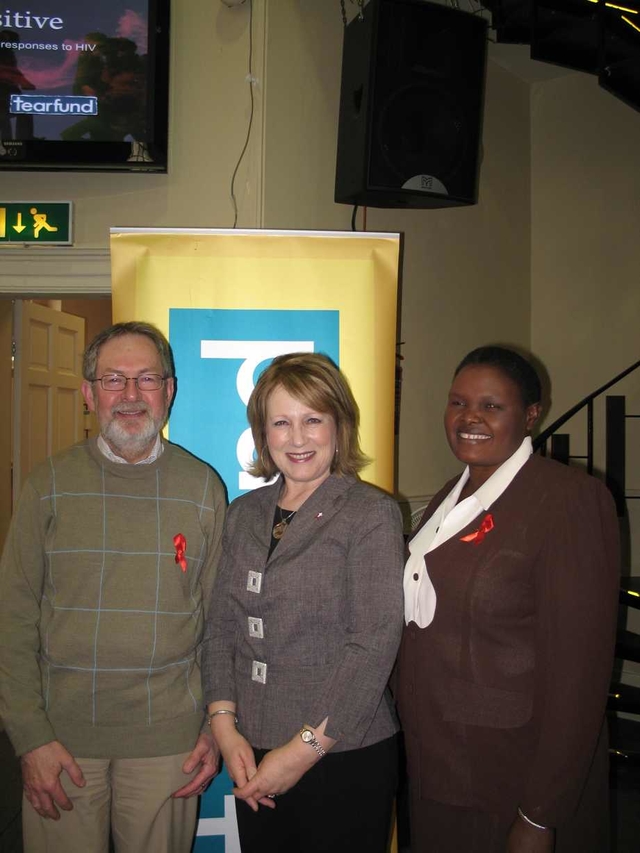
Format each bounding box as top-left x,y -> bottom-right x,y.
396,454 -> 619,833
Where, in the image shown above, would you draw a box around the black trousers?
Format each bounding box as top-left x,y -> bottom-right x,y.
235,734 -> 399,853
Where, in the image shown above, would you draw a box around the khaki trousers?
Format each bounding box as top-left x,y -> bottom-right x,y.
22,752 -> 198,853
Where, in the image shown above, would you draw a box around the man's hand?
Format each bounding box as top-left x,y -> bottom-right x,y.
172,731 -> 220,798
506,812 -> 555,853
21,741 -> 85,820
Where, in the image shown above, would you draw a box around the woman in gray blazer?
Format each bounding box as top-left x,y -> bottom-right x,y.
203,353 -> 405,853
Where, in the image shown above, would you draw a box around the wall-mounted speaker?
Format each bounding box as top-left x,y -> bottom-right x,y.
335,0 -> 488,209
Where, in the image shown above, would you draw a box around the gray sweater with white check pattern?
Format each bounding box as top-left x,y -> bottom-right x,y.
0,439 -> 226,759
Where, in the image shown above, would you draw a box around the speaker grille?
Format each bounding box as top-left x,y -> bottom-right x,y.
335,0 -> 488,209
375,83 -> 468,188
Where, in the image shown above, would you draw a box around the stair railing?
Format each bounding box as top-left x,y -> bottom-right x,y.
533,358 -> 640,514
533,358 -> 640,762
534,357 -> 640,461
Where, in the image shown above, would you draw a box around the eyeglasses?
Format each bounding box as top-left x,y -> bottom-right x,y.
93,374 -> 168,391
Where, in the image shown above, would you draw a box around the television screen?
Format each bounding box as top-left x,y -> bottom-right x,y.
0,0 -> 169,171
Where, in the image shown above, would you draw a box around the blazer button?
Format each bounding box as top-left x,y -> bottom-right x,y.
251,660 -> 267,684
246,571 -> 262,594
413,573 -> 419,581
248,616 -> 264,639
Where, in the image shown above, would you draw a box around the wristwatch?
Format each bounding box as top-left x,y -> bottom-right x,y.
299,727 -> 327,758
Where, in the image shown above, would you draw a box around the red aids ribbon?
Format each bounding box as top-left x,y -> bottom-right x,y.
173,533 -> 187,572
460,513 -> 494,545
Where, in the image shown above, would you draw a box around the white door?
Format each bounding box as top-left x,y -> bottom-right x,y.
13,301 -> 85,504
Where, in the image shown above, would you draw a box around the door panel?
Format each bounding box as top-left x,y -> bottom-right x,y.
13,301 -> 85,502
27,385 -> 50,473
57,388 -> 80,446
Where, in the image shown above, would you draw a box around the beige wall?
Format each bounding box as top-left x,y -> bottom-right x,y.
263,4 -> 531,505
3,1 -> 637,523
0,0 -> 264,243
530,71 -> 640,584
262,0 -> 351,231
531,72 -> 640,427
0,1 -> 532,507
368,60 -> 532,504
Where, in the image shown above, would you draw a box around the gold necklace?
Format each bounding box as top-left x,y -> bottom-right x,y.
272,506 -> 296,540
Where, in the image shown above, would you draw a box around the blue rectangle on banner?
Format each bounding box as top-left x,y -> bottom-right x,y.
193,837 -> 225,853
169,309 -> 339,503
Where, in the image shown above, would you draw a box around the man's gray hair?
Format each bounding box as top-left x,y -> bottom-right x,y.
82,322 -> 175,381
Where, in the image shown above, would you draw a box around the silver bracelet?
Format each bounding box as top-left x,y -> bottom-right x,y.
517,807 -> 550,831
206,709 -> 238,725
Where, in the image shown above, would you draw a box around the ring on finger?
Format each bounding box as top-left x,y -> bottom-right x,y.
267,793 -> 276,799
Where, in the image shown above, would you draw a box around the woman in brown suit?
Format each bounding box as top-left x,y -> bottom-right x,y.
397,346 -> 619,853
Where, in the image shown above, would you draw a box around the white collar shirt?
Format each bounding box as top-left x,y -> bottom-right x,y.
403,436 -> 533,627
97,434 -> 163,465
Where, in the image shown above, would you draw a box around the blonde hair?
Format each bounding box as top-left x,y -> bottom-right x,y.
247,353 -> 369,479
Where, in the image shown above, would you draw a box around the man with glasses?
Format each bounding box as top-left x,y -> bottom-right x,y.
0,322 -> 227,853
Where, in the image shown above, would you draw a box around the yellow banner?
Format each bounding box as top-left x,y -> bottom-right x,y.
110,227 -> 401,851
110,228 -> 400,494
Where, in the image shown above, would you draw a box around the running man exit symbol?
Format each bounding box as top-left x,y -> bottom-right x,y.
30,208 -> 58,238
0,202 -> 72,244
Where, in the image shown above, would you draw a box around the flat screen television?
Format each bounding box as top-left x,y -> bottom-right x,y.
0,0 -> 169,172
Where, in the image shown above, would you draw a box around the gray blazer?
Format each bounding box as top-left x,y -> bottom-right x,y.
202,473 -> 405,752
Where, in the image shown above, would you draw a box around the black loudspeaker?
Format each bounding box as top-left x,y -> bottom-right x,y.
335,0 -> 488,209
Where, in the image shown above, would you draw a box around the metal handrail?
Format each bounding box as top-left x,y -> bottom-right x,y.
533,358 -> 640,452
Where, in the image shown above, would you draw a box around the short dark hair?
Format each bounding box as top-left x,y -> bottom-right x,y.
82,322 -> 174,381
247,352 -> 369,479
455,346 -> 542,407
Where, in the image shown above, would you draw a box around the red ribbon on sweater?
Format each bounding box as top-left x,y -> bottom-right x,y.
460,513 -> 494,545
173,533 -> 187,572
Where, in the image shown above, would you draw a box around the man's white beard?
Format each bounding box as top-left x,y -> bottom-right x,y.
100,404 -> 166,461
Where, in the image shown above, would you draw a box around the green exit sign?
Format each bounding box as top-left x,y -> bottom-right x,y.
0,202 -> 72,245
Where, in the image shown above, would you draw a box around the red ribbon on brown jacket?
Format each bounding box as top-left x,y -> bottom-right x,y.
459,513 -> 494,545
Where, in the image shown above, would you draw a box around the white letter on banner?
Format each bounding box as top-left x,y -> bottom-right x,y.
200,340 -> 314,491
201,340 -> 314,404
196,795 -> 241,851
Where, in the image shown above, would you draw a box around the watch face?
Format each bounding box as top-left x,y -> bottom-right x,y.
301,729 -> 313,743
